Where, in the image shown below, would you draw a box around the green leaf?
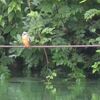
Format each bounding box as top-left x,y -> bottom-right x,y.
52,72 -> 57,77
32,0 -> 40,6
84,9 -> 100,21
8,1 -> 16,14
0,15 -> 3,22
51,88 -> 56,94
0,36 -> 5,44
4,26 -> 12,33
59,6 -> 71,18
41,27 -> 55,35
0,0 -> 6,5
97,0 -> 100,3
40,2 -> 52,13
96,50 -> 100,53
10,28 -> 18,37
92,62 -> 100,74
93,69 -> 97,74
0,56 -> 11,65
80,0 -> 87,3
16,34 -> 22,43
8,13 -> 14,22
1,21 -> 5,27
16,48 -> 24,56
40,37 -> 51,44
8,7 -> 13,14
89,27 -> 96,33
0,15 -> 5,27
96,37 -> 100,42
16,4 -> 21,12
27,11 -> 39,18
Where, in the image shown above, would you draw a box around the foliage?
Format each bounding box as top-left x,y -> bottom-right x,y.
0,0 -> 100,80
84,9 -> 100,21
0,0 -> 23,78
92,50 -> 100,74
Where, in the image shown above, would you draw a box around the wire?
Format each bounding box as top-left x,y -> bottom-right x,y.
0,45 -> 100,48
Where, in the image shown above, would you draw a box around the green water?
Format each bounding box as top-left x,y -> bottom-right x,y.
0,78 -> 100,100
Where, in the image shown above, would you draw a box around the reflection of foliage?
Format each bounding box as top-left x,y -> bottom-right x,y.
67,79 -> 85,99
0,0 -> 100,79
45,79 -> 86,99
0,79 -> 100,100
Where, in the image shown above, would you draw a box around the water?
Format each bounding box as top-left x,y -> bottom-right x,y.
0,78 -> 100,100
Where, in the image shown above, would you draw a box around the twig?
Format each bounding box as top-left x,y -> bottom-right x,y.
27,0 -> 32,11
43,48 -> 49,65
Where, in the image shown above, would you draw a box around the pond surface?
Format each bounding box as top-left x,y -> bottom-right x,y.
0,78 -> 100,100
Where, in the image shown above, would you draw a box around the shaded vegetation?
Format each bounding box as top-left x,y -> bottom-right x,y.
0,0 -> 100,80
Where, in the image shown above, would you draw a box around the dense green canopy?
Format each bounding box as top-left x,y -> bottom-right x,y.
0,0 -> 100,80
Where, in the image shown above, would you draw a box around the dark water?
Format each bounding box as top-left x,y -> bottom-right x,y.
0,78 -> 100,100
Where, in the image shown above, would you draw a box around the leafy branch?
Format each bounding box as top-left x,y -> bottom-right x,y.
84,9 -> 100,21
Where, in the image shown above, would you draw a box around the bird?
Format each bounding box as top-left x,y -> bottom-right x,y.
22,32 -> 30,48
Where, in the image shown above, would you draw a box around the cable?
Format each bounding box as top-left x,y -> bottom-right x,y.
0,45 -> 100,48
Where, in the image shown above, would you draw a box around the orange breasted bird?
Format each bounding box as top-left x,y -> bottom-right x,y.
22,32 -> 30,48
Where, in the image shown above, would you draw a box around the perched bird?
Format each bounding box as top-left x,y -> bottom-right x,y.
22,32 -> 30,48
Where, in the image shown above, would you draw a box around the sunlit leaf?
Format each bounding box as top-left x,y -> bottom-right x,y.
97,0 -> 100,3
80,0 -> 87,3
0,0 -> 6,5
84,9 -> 100,21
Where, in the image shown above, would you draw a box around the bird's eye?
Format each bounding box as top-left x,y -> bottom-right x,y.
22,32 -> 28,36
23,33 -> 26,35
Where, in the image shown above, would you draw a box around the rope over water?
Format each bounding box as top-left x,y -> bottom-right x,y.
0,45 -> 100,48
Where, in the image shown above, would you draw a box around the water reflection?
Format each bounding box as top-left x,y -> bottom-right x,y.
0,78 -> 100,100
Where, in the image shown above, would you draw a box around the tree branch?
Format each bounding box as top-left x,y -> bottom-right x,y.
43,48 -> 49,65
